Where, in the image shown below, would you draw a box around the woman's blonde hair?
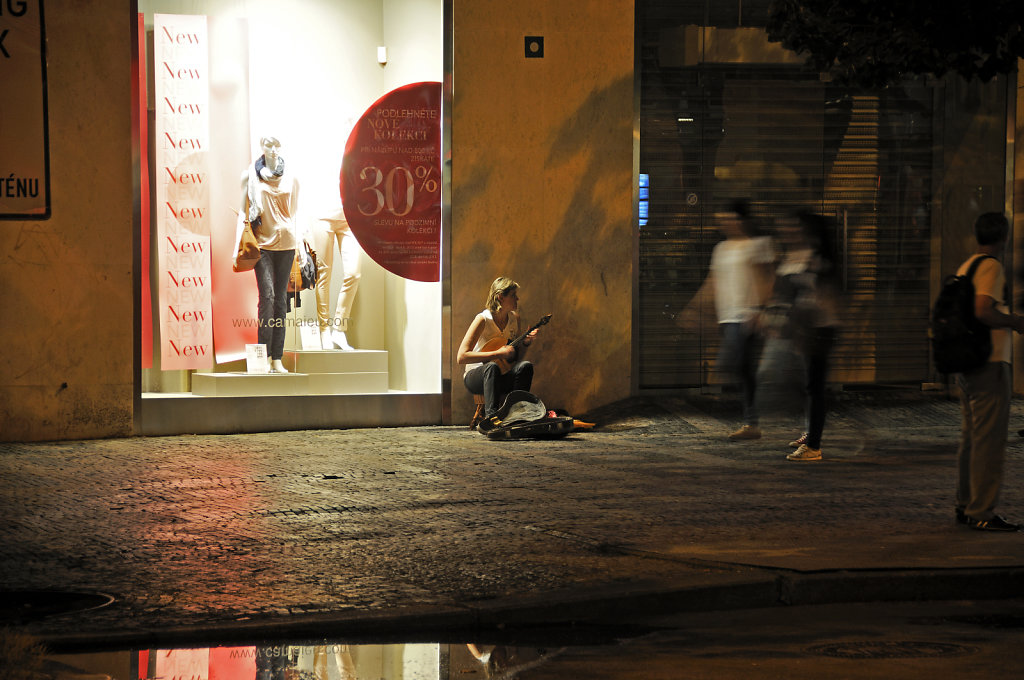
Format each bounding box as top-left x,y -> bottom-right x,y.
486,276 -> 518,314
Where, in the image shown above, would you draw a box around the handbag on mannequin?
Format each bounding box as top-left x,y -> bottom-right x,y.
233,196 -> 261,272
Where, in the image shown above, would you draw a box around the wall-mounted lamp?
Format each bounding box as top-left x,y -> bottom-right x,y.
377,46 -> 388,65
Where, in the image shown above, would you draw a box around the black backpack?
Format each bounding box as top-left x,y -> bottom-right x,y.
931,255 -> 994,374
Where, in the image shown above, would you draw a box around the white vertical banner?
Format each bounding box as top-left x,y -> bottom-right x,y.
154,14 -> 214,370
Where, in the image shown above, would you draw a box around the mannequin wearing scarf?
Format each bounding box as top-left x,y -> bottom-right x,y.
238,136 -> 303,373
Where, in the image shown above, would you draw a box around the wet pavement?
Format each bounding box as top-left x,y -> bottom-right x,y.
2,389 -> 1024,658
29,597 -> 1024,679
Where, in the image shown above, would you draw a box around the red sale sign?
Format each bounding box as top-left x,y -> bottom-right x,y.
341,82 -> 442,282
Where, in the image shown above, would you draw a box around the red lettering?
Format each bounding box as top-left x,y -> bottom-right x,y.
161,61 -> 202,80
163,97 -> 202,115
164,202 -> 205,220
163,133 -> 203,150
168,340 -> 208,357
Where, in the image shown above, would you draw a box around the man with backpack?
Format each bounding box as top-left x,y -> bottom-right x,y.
952,212 -> 1024,532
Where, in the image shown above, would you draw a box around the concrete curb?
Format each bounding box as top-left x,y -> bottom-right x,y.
38,565 -> 1024,653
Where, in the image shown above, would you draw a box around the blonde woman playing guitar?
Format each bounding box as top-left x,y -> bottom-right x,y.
458,277 -> 549,420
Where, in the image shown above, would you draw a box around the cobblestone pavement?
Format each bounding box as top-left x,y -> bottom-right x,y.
2,391 -> 1024,648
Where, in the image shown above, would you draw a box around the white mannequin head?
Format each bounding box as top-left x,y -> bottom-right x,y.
260,136 -> 282,169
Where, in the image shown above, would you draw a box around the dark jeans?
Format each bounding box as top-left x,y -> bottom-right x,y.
254,248 -> 294,360
803,327 -> 835,449
465,361 -> 534,417
718,322 -> 761,426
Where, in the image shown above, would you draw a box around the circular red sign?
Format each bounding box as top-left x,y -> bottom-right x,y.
341,82 -> 442,282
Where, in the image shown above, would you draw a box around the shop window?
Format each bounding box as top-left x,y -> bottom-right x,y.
135,1 -> 443,405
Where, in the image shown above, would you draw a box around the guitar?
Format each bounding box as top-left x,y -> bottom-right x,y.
481,314 -> 552,374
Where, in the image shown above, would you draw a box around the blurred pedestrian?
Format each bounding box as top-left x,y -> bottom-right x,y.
954,213 -> 1024,531
769,210 -> 842,461
710,199 -> 775,440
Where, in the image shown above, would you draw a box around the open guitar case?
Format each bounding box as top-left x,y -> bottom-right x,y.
476,390 -> 576,440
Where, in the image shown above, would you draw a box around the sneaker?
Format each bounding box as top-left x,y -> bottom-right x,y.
969,515 -> 1020,532
955,507 -> 969,525
787,444 -> 822,461
789,432 -> 809,448
728,425 -> 762,441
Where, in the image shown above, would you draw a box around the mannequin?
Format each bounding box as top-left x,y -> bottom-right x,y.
236,136 -> 306,373
314,206 -> 362,350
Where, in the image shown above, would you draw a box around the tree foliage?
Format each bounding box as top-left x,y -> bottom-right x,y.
766,0 -> 1024,89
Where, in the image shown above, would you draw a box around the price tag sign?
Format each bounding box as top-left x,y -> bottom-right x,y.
341,82 -> 442,282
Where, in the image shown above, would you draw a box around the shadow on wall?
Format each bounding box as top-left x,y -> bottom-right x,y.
542,75 -> 634,410
453,74 -> 634,417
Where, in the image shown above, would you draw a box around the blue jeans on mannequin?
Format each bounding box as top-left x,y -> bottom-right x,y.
465,361 -> 534,418
254,248 -> 295,360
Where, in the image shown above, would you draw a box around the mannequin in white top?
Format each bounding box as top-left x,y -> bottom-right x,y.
236,136 -> 308,373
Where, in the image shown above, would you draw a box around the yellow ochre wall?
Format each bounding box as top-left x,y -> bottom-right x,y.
450,1 -> 636,420
0,1 -> 135,440
0,0 -> 635,440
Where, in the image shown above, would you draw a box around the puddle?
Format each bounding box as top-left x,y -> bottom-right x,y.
0,591 -> 114,623
8,600 -> 1024,678
34,642 -> 559,680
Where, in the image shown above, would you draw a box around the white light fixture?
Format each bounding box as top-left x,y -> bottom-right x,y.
377,46 -> 388,65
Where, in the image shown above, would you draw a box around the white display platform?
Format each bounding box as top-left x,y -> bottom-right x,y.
285,349 -> 389,395
191,372 -> 309,397
283,349 -> 387,374
190,349 -> 389,397
138,391 -> 442,435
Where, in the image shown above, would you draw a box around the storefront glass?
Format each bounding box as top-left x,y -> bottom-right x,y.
135,0 -> 444,418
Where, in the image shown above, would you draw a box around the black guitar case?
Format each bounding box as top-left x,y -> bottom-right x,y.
477,390 -> 575,439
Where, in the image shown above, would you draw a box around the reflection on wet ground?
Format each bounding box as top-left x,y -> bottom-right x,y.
33,641 -> 561,680
18,598 -> 1024,680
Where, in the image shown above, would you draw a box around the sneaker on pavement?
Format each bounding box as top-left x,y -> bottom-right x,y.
969,515 -> 1020,532
728,425 -> 762,441
789,432 -> 809,448
787,444 -> 822,461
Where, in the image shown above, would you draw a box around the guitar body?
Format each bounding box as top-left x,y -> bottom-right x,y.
481,336 -> 517,374
479,314 -> 552,375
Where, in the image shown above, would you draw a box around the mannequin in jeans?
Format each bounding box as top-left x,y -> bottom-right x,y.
236,136 -> 308,373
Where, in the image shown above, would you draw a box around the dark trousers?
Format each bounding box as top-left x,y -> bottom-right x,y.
718,322 -> 760,426
254,248 -> 295,360
465,361 -> 534,417
803,327 -> 835,449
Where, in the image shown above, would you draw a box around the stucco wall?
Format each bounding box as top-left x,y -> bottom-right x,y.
0,1 -> 134,440
450,0 -> 635,420
0,0 -> 635,439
